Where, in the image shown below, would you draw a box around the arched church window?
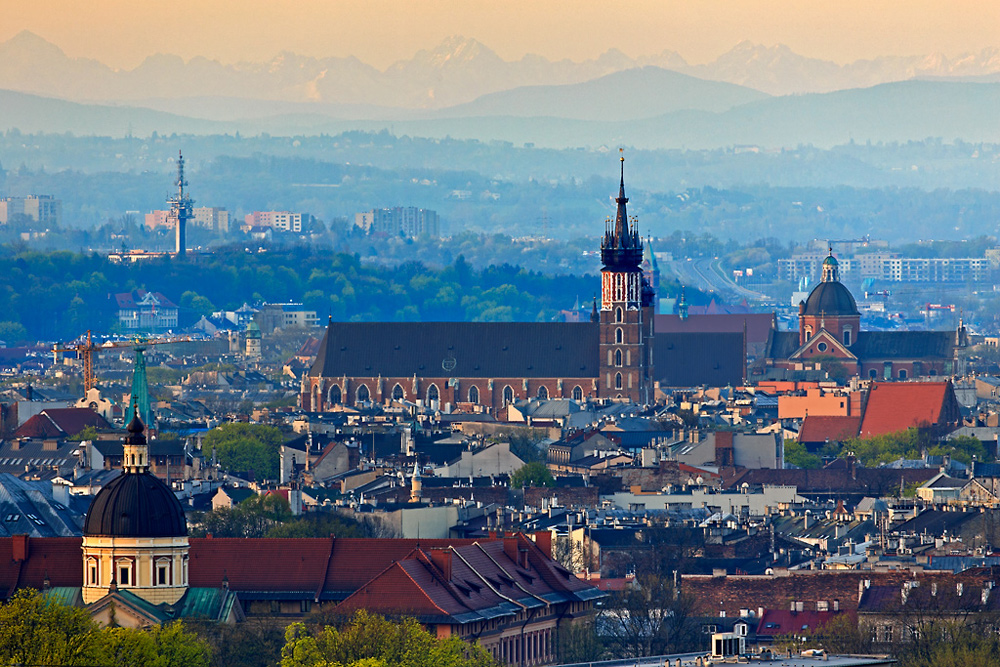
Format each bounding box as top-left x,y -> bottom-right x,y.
615,373 -> 623,390
572,385 -> 583,401
468,385 -> 480,404
392,384 -> 404,400
615,307 -> 623,323
615,328 -> 623,343
328,385 -> 341,405
312,385 -> 319,410
805,327 -> 813,339
427,384 -> 440,403
503,385 -> 514,405
537,386 -> 549,400
356,384 -> 370,403
615,349 -> 623,367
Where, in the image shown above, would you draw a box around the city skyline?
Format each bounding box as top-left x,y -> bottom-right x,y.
2,0 -> 998,71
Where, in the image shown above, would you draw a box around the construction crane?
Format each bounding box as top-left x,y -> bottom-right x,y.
52,330 -> 193,392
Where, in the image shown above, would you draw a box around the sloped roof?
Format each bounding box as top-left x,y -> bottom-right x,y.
0,536 -> 81,596
756,609 -> 847,637
798,416 -> 861,444
309,322 -> 598,379
859,382 -> 961,438
852,331 -> 956,360
654,332 -> 744,387
14,408 -> 111,439
655,313 -> 775,346
764,330 -> 801,359
114,289 -> 177,309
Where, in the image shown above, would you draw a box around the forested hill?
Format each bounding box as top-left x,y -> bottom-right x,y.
0,247 -> 694,343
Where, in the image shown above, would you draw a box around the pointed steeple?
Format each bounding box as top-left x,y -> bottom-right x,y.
601,151 -> 643,271
614,150 -> 629,240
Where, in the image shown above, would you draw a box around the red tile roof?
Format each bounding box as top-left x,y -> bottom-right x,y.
798,416 -> 861,444
13,408 -> 111,439
858,381 -> 961,438
188,537 -> 483,596
335,536 -> 602,623
0,536 -> 82,596
756,608 -> 849,637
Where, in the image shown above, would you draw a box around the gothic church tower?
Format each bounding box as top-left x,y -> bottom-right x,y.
598,155 -> 655,404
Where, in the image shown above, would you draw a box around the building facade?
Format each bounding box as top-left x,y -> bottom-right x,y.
355,206 -> 440,238
760,251 -> 967,381
0,195 -> 62,227
303,161 -> 655,412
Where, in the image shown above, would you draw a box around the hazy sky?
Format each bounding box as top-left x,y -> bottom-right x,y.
4,0 -> 999,70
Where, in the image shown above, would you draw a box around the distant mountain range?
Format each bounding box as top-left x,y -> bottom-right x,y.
3,78 -> 999,151
3,30 -> 1000,110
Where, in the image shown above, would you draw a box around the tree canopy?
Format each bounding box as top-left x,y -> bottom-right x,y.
508,461 -> 555,489
0,589 -> 211,667
203,422 -> 284,480
280,610 -> 497,667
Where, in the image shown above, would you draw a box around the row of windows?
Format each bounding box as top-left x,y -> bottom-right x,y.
316,382 -> 586,405
86,555 -> 187,588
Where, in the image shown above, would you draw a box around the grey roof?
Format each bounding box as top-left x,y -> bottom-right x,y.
765,329 -> 956,362
309,321 -> 599,379
0,473 -> 84,537
655,332 -> 744,387
851,331 -> 956,360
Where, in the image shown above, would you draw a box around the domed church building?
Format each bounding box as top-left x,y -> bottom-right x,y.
760,249 -> 968,381
82,414 -> 189,606
80,413 -> 241,627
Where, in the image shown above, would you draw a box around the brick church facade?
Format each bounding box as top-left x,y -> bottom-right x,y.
301,157 -> 659,413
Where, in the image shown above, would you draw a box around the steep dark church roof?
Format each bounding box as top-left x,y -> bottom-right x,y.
309,321 -> 599,379
655,332 -> 745,387
83,417 -> 187,538
852,331 -> 957,360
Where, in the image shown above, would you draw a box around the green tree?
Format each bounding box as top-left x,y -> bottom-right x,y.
509,461 -> 554,489
204,423 -> 284,480
0,589 -> 104,666
194,493 -> 292,538
0,589 -> 211,667
280,610 -> 497,667
784,439 -> 822,469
